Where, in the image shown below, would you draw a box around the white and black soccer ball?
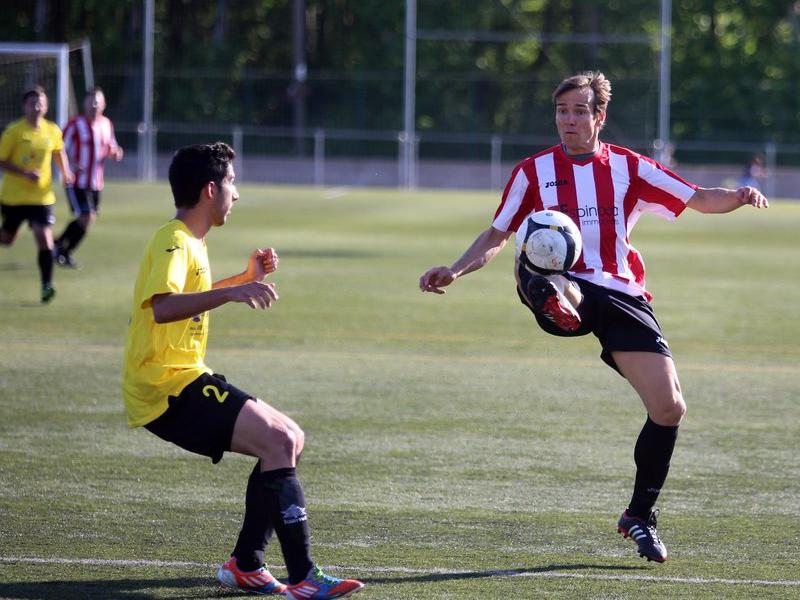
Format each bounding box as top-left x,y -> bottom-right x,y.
515,210 -> 582,275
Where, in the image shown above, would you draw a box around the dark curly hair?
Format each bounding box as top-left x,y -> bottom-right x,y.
168,142 -> 235,208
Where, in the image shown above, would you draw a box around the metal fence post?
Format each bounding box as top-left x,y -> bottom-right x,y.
232,125 -> 244,181
411,135 -> 419,190
313,128 -> 325,187
137,122 -> 145,181
147,125 -> 157,181
764,141 -> 776,200
490,134 -> 503,190
397,132 -> 407,189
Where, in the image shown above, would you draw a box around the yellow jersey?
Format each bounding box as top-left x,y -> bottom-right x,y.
122,219 -> 213,427
0,117 -> 64,206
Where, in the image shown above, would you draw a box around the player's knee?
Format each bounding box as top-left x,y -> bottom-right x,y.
294,427 -> 305,457
267,426 -> 300,460
651,394 -> 686,426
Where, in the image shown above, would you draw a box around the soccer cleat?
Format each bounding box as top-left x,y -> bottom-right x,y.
55,252 -> 81,269
524,273 -> 581,332
216,557 -> 287,595
41,286 -> 56,304
617,509 -> 668,563
285,566 -> 364,599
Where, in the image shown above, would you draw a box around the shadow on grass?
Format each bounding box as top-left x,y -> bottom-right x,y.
361,562 -> 649,585
0,577 -> 242,600
0,261 -> 27,271
0,564 -> 652,598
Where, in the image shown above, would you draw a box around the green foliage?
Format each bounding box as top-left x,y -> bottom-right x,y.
0,182 -> 799,598
0,1 -> 798,145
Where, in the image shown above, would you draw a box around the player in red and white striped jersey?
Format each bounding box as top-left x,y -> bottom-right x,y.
54,87 -> 123,268
420,71 -> 768,563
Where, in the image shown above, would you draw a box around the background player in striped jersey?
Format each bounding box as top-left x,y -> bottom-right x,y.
0,85 -> 74,303
54,87 -> 123,268
419,71 -> 768,563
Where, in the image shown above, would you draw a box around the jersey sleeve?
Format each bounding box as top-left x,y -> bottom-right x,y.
0,124 -> 17,161
491,160 -> 535,232
138,230 -> 191,308
62,119 -> 76,157
634,156 -> 698,220
49,122 -> 64,152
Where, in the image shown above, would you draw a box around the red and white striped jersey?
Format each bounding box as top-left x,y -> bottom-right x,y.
62,114 -> 119,191
493,143 -> 698,300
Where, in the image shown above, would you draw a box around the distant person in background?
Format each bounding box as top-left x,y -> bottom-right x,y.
738,153 -> 765,191
0,85 -> 74,303
122,142 -> 364,599
54,87 -> 123,268
419,71 -> 769,564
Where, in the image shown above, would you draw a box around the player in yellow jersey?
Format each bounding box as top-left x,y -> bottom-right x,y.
0,85 -> 74,303
122,143 -> 363,599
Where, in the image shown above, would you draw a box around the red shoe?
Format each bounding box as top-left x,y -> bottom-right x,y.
285,566 -> 364,599
524,274 -> 581,332
216,557 -> 287,595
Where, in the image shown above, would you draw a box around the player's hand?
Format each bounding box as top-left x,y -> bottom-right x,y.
230,281 -> 279,310
63,170 -> 75,186
419,266 -> 456,294
247,247 -> 279,281
736,186 -> 769,209
113,147 -> 124,161
23,169 -> 40,182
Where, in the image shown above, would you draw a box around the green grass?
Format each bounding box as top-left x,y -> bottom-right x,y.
1,182 -> 799,599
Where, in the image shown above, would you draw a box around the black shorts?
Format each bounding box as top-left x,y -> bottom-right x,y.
65,187 -> 101,215
518,274 -> 671,375
144,373 -> 253,463
1,203 -> 55,234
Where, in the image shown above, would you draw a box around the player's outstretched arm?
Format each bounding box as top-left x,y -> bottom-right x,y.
213,248 -> 279,289
420,226 -> 511,294
54,149 -> 75,185
0,159 -> 39,181
151,282 -> 279,323
687,186 -> 769,214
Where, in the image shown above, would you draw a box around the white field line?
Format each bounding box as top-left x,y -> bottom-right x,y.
1,556 -> 799,588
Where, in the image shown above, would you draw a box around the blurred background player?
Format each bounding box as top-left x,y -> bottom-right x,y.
738,153 -> 765,191
122,142 -> 364,599
419,70 -> 769,564
54,87 -> 123,268
0,85 -> 74,303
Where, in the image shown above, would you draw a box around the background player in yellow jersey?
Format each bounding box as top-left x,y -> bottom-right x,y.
0,85 -> 74,302
122,143 -> 363,599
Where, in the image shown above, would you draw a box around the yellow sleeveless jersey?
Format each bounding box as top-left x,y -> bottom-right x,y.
0,118 -> 64,206
122,219 -> 213,427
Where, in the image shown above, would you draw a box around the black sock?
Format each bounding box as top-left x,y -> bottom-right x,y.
628,417 -> 679,518
232,461 -> 275,572
38,249 -> 53,287
261,467 -> 312,584
60,220 -> 86,254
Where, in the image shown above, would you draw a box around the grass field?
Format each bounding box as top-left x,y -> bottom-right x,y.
1,181 -> 799,599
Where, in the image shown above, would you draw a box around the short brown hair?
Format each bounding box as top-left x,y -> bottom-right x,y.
22,85 -> 46,103
552,71 -> 612,114
168,142 -> 236,208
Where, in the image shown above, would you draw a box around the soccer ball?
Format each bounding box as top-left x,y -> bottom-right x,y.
515,210 -> 582,275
